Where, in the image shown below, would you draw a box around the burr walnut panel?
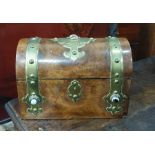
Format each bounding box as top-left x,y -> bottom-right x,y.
16,79 -> 131,119
16,37 -> 132,119
16,38 -> 132,80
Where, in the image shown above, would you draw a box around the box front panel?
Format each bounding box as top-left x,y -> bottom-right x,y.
17,79 -> 130,119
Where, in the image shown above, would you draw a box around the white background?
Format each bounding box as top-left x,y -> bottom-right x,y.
0,0 -> 155,155
0,0 -> 154,22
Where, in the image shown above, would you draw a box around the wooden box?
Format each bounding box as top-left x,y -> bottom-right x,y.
16,34 -> 133,119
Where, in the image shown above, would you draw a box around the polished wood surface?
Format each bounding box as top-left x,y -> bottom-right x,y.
0,23 -> 108,98
6,56 -> 155,130
17,79 -> 131,119
0,23 -> 151,121
0,23 -> 145,99
16,38 -> 132,80
16,37 -> 132,119
0,23 -> 109,119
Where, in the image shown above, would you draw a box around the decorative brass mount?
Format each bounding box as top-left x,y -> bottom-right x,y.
53,34 -> 95,61
67,80 -> 82,102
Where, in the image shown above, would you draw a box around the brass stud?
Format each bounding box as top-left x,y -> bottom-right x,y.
115,73 -> 119,77
114,79 -> 119,84
33,108 -> 37,112
114,90 -> 118,94
30,81 -> 35,84
38,127 -> 44,131
53,37 -> 58,41
68,94 -> 72,97
31,37 -> 36,40
29,59 -> 34,64
115,58 -> 119,63
72,51 -> 77,55
123,95 -> 128,99
112,106 -> 116,110
39,108 -> 42,112
73,81 -> 77,85
30,74 -> 34,78
73,94 -> 77,98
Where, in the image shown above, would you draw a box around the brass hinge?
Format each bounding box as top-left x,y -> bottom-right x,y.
104,37 -> 127,115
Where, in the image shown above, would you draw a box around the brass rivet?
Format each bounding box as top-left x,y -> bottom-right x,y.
53,37 -> 58,41
123,95 -> 128,99
72,51 -> 77,55
114,90 -> 118,94
115,58 -> 119,63
30,81 -> 35,84
69,34 -> 78,40
39,108 -> 42,112
68,94 -> 72,97
115,73 -> 119,77
38,127 -> 44,131
73,81 -> 77,85
33,108 -> 37,112
30,74 -> 34,78
112,106 -> 116,110
29,59 -> 34,64
114,79 -> 119,83
73,94 -> 77,98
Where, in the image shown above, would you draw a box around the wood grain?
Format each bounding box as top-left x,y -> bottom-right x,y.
16,37 -> 132,119
5,56 -> 155,130
16,79 -> 131,119
16,38 -> 132,79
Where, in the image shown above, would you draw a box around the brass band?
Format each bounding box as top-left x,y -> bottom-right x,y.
23,37 -> 44,115
104,36 -> 127,115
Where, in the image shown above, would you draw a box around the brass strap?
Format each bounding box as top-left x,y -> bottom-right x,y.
23,37 -> 44,115
104,37 -> 127,115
